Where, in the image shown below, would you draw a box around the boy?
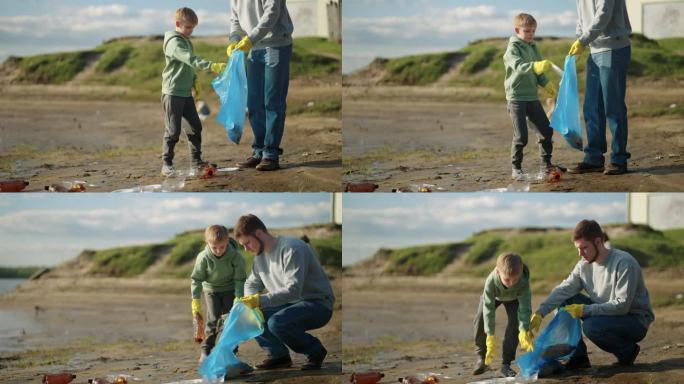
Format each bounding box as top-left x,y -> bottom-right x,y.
472,253 -> 534,377
503,13 -> 564,180
191,225 -> 247,363
161,7 -> 226,176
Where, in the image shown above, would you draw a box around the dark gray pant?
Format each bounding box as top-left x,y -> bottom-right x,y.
161,94 -> 203,166
474,295 -> 519,365
507,100 -> 553,169
202,290 -> 236,354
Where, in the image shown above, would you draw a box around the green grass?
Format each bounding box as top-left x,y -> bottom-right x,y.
88,244 -> 168,277
95,43 -> 134,73
384,52 -> 459,85
288,97 -> 341,115
0,267 -> 42,278
383,243 -> 465,276
15,50 -> 98,83
310,234 -> 342,268
165,231 -> 206,266
459,44 -> 499,74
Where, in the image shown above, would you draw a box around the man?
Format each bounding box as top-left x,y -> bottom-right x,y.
530,219 -> 654,370
567,0 -> 632,175
226,0 -> 294,171
235,214 -> 335,370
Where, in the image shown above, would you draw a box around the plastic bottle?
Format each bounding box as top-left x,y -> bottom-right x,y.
345,182 -> 379,192
547,168 -> 562,183
350,372 -> 385,384
200,165 -> 217,179
0,180 -> 29,192
42,373 -> 76,384
45,181 -> 86,192
194,313 -> 205,343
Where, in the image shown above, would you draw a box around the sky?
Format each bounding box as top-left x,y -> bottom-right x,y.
342,193 -> 628,266
0,193 -> 332,267
0,1 -> 232,62
343,0 -> 579,73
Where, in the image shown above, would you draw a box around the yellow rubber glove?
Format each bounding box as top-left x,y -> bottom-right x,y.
485,335 -> 497,365
564,304 -> 585,318
239,294 -> 260,309
518,330 -> 535,352
533,60 -> 553,75
192,80 -> 200,99
530,312 -> 543,334
210,62 -> 226,74
226,42 -> 238,57
235,36 -> 253,54
191,298 -> 202,316
569,39 -> 585,56
544,82 -> 558,98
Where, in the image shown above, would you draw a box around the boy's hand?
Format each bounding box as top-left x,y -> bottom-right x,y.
210,63 -> 226,74
226,42 -> 238,57
239,294 -> 260,309
235,36 -> 253,54
533,60 -> 553,75
563,304 -> 585,318
569,39 -> 585,56
529,312 -> 543,334
485,335 -> 496,365
544,82 -> 558,98
192,80 -> 200,99
518,330 -> 535,352
192,298 -> 202,315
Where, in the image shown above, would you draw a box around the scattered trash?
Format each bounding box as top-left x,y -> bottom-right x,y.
669,153 -> 680,158
161,172 -> 186,192
506,180 -> 530,192
0,179 -> 29,192
199,164 -> 217,179
547,168 -> 562,183
112,184 -> 163,193
194,314 -> 205,343
398,374 -> 440,384
307,101 -> 315,108
655,155 -> 663,160
196,100 -> 211,121
676,293 -> 683,300
87,375 -> 136,384
45,181 -> 87,192
42,373 -> 76,384
350,371 -> 384,384
670,103 -> 677,109
217,167 -> 239,172
315,150 -> 325,155
345,182 -> 379,192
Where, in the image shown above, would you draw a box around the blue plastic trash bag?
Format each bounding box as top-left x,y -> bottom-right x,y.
212,51 -> 248,145
517,308 -> 582,379
550,55 -> 583,151
198,302 -> 264,382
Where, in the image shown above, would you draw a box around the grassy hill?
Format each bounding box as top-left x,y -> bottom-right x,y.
352,224 -> 684,280
2,35 -> 341,111
346,34 -> 684,114
37,223 -> 341,279
0,267 -> 43,279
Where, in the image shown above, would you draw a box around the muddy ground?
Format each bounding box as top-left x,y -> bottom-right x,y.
342,275 -> 684,384
0,81 -> 341,192
0,275 -> 342,383
343,83 -> 684,192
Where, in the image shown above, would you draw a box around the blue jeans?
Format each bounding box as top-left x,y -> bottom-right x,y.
256,300 -> 332,360
582,45 -> 631,167
246,44 -> 292,161
563,294 -> 647,363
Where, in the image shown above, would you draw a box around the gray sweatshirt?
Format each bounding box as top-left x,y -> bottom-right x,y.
229,0 -> 294,49
576,0 -> 631,53
244,236 -> 335,310
537,248 -> 654,329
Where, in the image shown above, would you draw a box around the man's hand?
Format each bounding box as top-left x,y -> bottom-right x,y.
533,60 -> 553,75
518,330 -> 535,352
485,334 -> 497,365
564,304 -> 585,319
239,294 -> 260,309
192,298 -> 202,316
210,62 -> 226,74
235,36 -> 253,54
529,312 -> 543,334
568,39 -> 585,56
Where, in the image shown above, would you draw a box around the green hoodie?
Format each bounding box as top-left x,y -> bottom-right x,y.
162,31 -> 214,97
503,36 -> 549,101
482,264 -> 532,335
191,238 -> 246,299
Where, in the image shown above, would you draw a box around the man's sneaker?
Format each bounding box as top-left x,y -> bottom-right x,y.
161,163 -> 176,177
500,364 -> 517,378
237,156 -> 261,169
472,358 -> 487,375
567,162 -> 604,174
256,158 -> 280,171
199,350 -> 209,364
616,344 -> 640,366
511,168 -> 524,180
564,355 -> 591,370
301,346 -> 327,370
255,355 -> 292,370
604,163 -> 628,175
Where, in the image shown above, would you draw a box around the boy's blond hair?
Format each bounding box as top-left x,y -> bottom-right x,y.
205,225 -> 229,244
496,252 -> 523,278
176,7 -> 199,25
513,13 -> 537,28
